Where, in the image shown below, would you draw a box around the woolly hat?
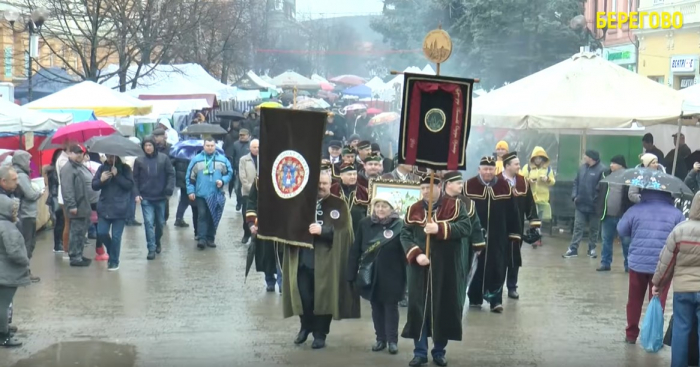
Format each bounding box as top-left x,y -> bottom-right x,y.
584,149 -> 600,162
495,140 -> 509,151
641,153 -> 658,167
610,155 -> 627,168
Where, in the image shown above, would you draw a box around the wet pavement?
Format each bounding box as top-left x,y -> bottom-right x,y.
1,195 -> 672,367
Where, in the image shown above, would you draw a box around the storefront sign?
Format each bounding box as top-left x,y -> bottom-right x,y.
604,44 -> 637,66
671,57 -> 696,73
3,47 -> 12,78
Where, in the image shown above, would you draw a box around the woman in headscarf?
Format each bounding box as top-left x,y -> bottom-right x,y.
347,192 -> 406,355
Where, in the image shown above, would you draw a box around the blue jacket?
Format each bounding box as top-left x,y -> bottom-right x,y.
91,160 -> 134,220
186,151 -> 233,198
617,190 -> 686,274
572,161 -> 606,213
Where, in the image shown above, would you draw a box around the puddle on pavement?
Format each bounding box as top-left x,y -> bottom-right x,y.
12,341 -> 137,367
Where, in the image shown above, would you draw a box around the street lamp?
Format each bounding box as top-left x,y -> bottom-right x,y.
2,7 -> 49,102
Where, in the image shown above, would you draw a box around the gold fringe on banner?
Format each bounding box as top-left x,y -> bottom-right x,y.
257,235 -> 314,249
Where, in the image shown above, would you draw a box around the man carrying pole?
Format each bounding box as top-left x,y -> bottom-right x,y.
400,175 -> 483,366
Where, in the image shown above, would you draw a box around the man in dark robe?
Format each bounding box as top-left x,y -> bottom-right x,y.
281,171 -> 360,349
499,152 -> 540,300
355,140 -> 372,181
465,156 -> 522,313
246,177 -> 282,293
442,171 -> 486,292
401,175 -> 484,367
330,163 -> 369,233
359,152 -> 383,187
332,146 -> 358,181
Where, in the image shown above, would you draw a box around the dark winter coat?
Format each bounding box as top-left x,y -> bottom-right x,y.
0,195 -> 30,287
172,157 -> 191,189
91,159 -> 134,220
572,161 -> 607,214
347,216 -> 406,304
133,151 -> 176,201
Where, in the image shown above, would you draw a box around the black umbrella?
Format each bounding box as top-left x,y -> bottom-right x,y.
86,134 -> 144,157
180,123 -> 228,136
601,167 -> 694,199
38,132 -> 63,151
217,110 -> 245,121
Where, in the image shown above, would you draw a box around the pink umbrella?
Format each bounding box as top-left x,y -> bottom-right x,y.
51,120 -> 116,145
320,82 -> 334,91
330,75 -> 367,86
366,107 -> 383,114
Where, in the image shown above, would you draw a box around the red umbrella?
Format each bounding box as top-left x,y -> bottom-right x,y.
51,120 -> 116,145
366,107 -> 383,114
320,82 -> 334,91
330,75 -> 367,86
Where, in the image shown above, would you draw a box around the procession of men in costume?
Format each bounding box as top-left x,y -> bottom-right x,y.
246,142 -> 540,367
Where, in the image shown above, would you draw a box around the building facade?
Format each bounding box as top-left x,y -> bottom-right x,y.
584,0 -> 639,72
635,0 -> 700,89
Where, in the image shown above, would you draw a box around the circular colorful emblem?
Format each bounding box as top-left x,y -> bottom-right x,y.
384,230 -> 394,239
272,150 -> 309,199
330,210 -> 340,219
425,108 -> 446,133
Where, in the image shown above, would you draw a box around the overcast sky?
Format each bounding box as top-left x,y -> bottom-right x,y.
296,0 -> 384,18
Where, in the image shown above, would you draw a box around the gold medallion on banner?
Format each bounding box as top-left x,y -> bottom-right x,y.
422,29 -> 452,64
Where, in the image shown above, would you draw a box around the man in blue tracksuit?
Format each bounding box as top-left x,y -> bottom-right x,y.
134,136 -> 175,260
186,138 -> 233,249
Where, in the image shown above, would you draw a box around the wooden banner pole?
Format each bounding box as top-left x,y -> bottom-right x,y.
425,171 -> 435,258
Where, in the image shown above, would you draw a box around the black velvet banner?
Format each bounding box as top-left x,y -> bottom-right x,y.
398,73 -> 474,171
257,108 -> 326,248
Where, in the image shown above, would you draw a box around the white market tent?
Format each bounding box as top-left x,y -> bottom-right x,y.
244,70 -> 278,90
0,99 -> 72,132
311,74 -> 329,83
101,63 -> 238,100
364,76 -> 386,91
25,81 -> 153,117
260,75 -> 274,84
677,83 -> 700,115
271,71 -> 321,90
472,52 -> 698,129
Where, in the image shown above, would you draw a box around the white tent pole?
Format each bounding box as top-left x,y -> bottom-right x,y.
671,117 -> 682,176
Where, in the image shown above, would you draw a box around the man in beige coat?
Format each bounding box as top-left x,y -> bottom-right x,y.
239,139 -> 259,244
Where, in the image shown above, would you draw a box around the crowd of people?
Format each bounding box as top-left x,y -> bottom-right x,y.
1,117 -> 700,367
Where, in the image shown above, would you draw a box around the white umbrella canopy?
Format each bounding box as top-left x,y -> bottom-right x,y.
271,71 -> 320,90
472,52 -> 695,129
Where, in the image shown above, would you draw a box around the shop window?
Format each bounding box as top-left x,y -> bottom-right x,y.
680,77 -> 695,89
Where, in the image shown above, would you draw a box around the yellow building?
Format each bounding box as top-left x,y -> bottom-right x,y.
635,0 -> 700,90
0,17 -> 118,86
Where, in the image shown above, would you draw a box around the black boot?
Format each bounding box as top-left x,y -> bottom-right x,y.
433,356 -> 448,366
174,219 -> 189,228
294,329 -> 311,344
388,342 -> 398,354
508,290 -> 519,299
147,251 -> 156,260
155,244 -> 162,254
311,335 -> 326,349
197,240 -> 206,250
372,340 -> 387,352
